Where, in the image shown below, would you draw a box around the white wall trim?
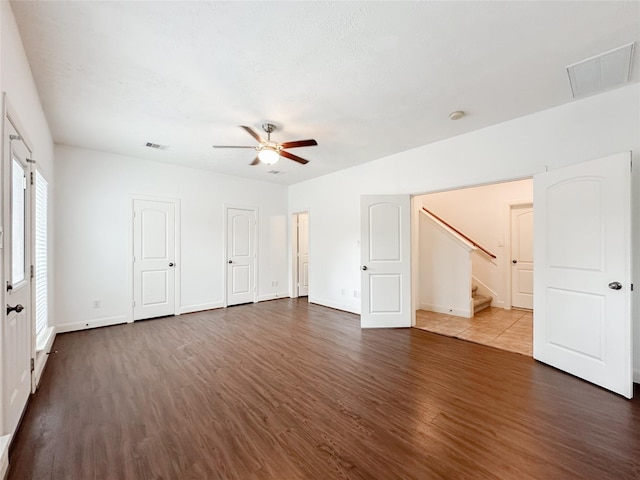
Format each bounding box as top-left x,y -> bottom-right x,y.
289,208 -> 311,299
471,275 -> 501,308
55,315 -> 127,333
420,208 -> 476,253
256,292 -> 289,303
0,434 -> 9,480
34,326 -> 55,387
178,302 -> 224,315
419,302 -> 472,318
309,296 -> 360,315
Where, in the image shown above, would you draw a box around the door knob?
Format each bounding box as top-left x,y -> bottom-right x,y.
608,282 -> 622,290
7,304 -> 24,315
361,266 -> 368,271
169,263 -> 174,267
228,260 -> 233,264
512,259 -> 517,264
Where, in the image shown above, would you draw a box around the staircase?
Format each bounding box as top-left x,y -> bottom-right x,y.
472,285 -> 492,315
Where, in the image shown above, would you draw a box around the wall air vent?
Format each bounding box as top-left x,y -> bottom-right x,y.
566,43 -> 634,99
145,142 -> 169,150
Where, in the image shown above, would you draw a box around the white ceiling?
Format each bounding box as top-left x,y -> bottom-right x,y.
10,1 -> 640,185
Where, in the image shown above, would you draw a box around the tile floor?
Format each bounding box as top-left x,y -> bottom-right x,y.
414,307 -> 533,356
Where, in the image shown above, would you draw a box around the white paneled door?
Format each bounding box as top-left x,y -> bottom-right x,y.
226,207 -> 256,306
297,213 -> 309,297
533,152 -> 632,398
361,195 -> 411,328
3,117 -> 33,437
510,204 -> 534,309
133,199 -> 176,320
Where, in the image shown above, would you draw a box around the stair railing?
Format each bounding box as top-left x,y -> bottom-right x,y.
421,207 -> 497,259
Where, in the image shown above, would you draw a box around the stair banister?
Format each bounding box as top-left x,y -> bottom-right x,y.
421,207 -> 497,260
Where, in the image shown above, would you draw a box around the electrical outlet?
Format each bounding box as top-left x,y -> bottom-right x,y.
341,289 -> 346,296
91,299 -> 100,308
354,290 -> 361,298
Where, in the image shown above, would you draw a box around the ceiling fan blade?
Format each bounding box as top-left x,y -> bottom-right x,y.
212,145 -> 256,149
280,139 -> 318,149
239,125 -> 265,144
280,150 -> 309,165
250,157 -> 260,166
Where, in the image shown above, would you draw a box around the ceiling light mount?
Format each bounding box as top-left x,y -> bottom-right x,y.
449,110 -> 465,121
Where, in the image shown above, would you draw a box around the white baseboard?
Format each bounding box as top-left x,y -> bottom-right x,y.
420,302 -> 472,318
308,296 -> 360,315
1,434 -> 9,480
471,275 -> 500,306
178,302 -> 224,315
34,326 -> 56,387
256,292 -> 289,303
55,315 -> 128,334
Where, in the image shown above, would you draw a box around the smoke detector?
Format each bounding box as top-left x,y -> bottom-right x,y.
449,111 -> 465,121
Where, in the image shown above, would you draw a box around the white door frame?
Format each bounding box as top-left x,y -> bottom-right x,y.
1,96 -> 36,438
223,205 -> 258,307
504,200 -> 534,310
128,194 -> 181,323
290,210 -> 309,299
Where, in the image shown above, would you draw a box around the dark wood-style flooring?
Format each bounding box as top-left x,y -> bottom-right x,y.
8,299 -> 640,479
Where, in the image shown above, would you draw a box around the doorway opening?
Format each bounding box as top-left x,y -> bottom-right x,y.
413,178 -> 534,356
291,212 -> 309,299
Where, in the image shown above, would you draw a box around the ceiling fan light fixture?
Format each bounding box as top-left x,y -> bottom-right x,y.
258,146 -> 279,165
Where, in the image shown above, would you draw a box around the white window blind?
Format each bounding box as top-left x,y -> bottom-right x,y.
35,170 -> 48,337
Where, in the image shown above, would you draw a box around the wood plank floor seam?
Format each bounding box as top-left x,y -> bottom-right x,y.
7,299 -> 640,479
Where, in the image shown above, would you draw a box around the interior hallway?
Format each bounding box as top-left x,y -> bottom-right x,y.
415,307 -> 533,356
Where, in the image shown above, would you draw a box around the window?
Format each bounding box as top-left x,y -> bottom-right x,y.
35,170 -> 48,336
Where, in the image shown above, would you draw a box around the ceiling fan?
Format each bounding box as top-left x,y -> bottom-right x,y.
213,123 -> 317,166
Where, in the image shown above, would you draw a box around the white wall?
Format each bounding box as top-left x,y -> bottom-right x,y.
0,0 -> 55,459
54,145 -> 288,330
418,179 -> 533,308
288,83 -> 640,379
419,212 -> 473,317
1,0 -> 55,325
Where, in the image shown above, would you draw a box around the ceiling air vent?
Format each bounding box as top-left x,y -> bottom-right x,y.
145,142 -> 169,150
567,43 -> 634,99
267,170 -> 284,175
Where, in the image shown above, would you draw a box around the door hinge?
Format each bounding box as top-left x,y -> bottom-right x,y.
26,158 -> 36,164
631,283 -> 634,291
30,172 -> 34,185
30,265 -> 34,279
30,358 -> 34,372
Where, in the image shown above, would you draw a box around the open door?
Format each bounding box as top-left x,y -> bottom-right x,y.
533,152 -> 632,398
361,195 -> 411,328
3,113 -> 33,437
